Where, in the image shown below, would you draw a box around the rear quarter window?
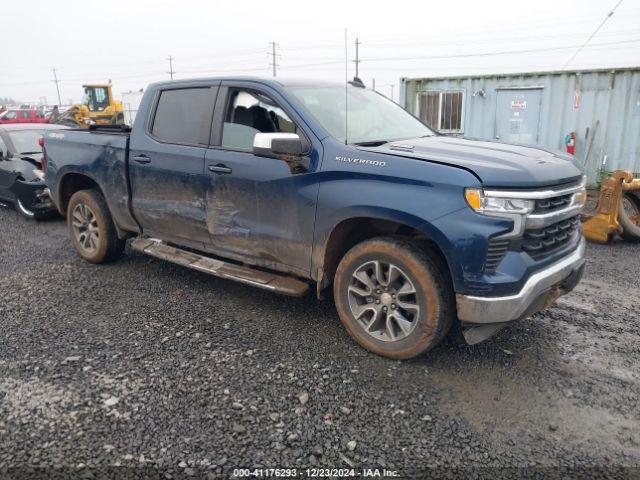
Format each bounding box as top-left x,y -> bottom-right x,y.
151,88 -> 213,145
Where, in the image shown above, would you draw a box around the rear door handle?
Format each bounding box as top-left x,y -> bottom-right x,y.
132,155 -> 151,164
208,164 -> 232,175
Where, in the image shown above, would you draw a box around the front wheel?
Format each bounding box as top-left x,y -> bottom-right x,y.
67,189 -> 125,263
333,237 -> 454,359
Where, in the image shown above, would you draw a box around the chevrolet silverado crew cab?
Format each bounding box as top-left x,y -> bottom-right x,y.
43,77 -> 586,359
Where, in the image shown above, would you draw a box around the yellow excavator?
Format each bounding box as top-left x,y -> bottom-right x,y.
55,82 -> 125,127
582,170 -> 640,243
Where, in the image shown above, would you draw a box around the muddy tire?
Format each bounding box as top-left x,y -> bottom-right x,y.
620,192 -> 640,242
333,236 -> 454,359
67,189 -> 125,263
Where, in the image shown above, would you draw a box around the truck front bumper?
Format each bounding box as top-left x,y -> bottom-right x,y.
456,237 -> 585,330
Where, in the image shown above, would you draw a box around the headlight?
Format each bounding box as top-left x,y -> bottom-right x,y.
465,188 -> 535,215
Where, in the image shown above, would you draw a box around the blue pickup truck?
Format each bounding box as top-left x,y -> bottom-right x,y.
43,77 -> 587,359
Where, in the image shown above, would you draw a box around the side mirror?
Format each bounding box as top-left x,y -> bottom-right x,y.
253,132 -> 304,158
253,133 -> 309,173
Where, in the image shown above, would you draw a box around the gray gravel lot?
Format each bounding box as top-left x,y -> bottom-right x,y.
1,206 -> 639,479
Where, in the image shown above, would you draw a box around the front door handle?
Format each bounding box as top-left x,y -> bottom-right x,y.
208,164 -> 232,175
132,155 -> 151,164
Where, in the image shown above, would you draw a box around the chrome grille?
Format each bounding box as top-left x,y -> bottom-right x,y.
522,217 -> 580,257
533,194 -> 573,214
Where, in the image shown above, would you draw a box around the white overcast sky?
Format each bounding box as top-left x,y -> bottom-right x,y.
1,0 -> 639,104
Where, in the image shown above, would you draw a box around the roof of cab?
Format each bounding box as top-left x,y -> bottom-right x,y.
147,76 -> 346,90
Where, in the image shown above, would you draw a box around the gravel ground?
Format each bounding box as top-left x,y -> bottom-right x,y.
1,206 -> 639,479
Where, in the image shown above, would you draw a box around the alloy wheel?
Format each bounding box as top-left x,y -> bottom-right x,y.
71,203 -> 100,253
347,260 -> 420,342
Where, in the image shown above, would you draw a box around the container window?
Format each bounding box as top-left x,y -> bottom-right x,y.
417,90 -> 464,133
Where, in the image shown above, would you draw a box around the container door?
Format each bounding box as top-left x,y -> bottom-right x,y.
494,88 -> 542,145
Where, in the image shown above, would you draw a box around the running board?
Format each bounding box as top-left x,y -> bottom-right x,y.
131,238 -> 309,297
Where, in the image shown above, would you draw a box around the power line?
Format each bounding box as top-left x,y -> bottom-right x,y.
359,38 -> 640,63
268,42 -> 280,77
167,55 -> 175,79
3,37 -> 638,90
5,28 -> 638,76
275,37 -> 640,71
563,0 -> 625,69
51,68 -> 62,105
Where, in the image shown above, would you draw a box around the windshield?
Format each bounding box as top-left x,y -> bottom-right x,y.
8,130 -> 45,155
289,85 -> 434,144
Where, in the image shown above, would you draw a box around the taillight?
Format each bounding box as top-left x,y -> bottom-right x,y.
39,136 -> 46,172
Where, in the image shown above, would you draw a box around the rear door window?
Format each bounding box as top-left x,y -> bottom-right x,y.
151,88 -> 215,145
221,89 -> 297,150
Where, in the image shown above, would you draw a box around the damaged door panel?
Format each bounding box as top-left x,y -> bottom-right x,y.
128,85 -> 219,245
202,82 -> 321,276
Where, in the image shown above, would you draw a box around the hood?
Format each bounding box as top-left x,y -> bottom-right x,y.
361,136 -> 584,188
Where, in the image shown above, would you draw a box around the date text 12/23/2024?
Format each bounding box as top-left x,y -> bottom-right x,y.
232,468 -> 400,478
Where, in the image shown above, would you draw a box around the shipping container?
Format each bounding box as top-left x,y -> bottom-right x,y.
401,67 -> 640,186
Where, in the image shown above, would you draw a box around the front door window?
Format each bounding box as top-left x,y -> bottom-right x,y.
221,89 -> 297,150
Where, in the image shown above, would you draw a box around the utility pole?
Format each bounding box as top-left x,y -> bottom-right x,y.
353,37 -> 361,78
52,68 -> 62,106
167,56 -> 174,80
268,42 -> 280,77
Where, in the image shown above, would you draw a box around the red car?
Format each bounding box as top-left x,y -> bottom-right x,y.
0,109 -> 48,124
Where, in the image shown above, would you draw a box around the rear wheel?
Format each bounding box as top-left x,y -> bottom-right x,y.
333,237 -> 454,359
67,189 -> 125,263
620,192 -> 640,242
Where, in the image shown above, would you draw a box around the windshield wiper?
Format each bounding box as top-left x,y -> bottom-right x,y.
20,151 -> 42,155
352,140 -> 391,147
